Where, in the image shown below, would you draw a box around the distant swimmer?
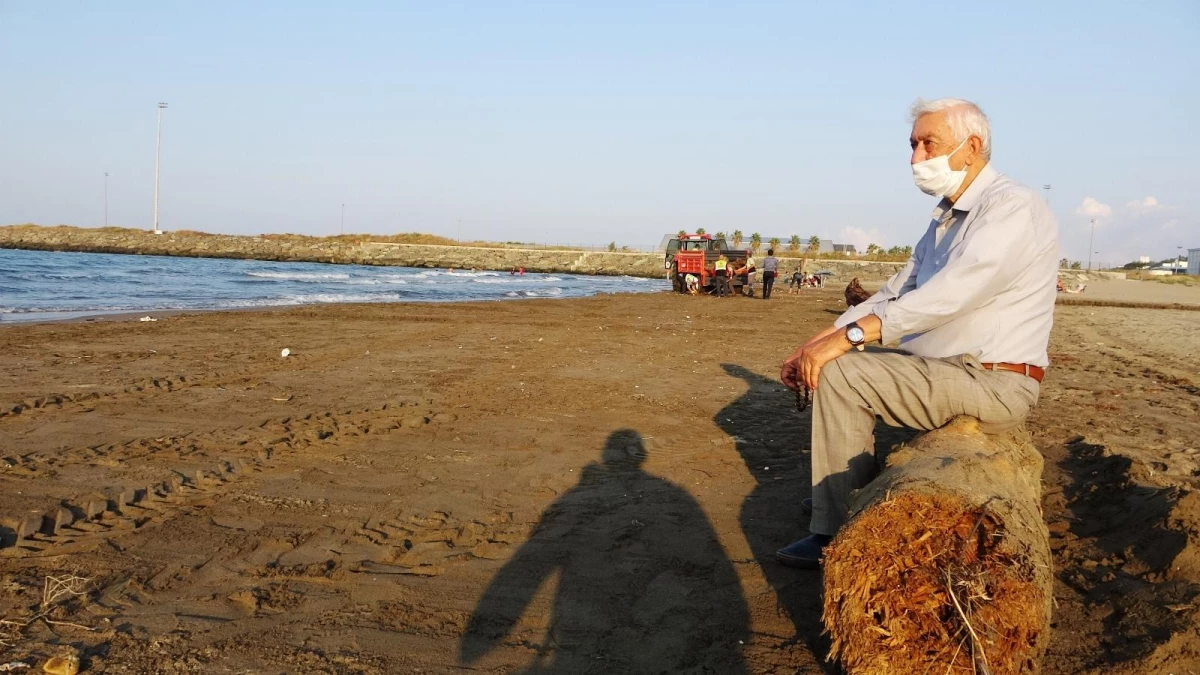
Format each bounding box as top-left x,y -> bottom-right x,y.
518,267 -> 525,276
448,267 -> 455,274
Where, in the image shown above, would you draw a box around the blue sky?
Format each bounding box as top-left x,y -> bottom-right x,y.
2,1 -> 1196,263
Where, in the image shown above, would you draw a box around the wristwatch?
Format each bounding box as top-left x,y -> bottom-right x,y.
845,322 -> 866,351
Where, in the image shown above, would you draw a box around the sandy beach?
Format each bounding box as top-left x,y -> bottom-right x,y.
2,288 -> 1198,673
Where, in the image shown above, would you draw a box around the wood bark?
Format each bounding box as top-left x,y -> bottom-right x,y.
822,416 -> 1052,674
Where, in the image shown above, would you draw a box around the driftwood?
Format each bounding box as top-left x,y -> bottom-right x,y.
822,417 -> 1052,674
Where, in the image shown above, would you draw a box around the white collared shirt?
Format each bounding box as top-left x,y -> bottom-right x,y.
835,164 -> 1059,367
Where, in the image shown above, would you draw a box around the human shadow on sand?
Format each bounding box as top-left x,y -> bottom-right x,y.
715,364 -> 917,665
460,429 -> 750,674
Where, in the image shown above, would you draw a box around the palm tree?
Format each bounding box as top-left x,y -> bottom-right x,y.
696,227 -> 707,236
732,230 -> 744,248
866,243 -> 882,257
750,232 -> 762,252
788,234 -> 801,253
677,229 -> 687,239
768,237 -> 780,252
715,231 -> 727,241
807,236 -> 822,254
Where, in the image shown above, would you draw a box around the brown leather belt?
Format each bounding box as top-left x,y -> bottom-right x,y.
981,362 -> 1045,383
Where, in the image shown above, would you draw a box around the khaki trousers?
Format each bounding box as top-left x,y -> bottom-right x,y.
809,351 -> 1040,536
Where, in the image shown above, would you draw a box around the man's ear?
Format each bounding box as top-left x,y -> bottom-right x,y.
967,136 -> 983,165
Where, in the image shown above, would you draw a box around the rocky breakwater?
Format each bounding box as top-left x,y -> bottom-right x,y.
0,225 -> 905,281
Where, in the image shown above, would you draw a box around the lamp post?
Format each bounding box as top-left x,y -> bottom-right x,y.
1042,184 -> 1051,206
104,172 -> 109,227
152,102 -> 168,234
1087,219 -> 1096,272
1178,246 -> 1184,275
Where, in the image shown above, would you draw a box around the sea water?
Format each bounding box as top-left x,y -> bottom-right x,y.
0,249 -> 665,323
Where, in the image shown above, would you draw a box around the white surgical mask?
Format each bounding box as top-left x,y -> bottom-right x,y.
911,138 -> 969,197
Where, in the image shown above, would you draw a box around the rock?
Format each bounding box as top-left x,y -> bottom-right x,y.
41,652 -> 79,675
227,589 -> 259,613
402,416 -> 429,428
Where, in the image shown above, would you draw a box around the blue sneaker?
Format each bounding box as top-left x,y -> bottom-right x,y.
776,534 -> 832,569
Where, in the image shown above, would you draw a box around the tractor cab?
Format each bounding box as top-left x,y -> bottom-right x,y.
664,234 -> 729,268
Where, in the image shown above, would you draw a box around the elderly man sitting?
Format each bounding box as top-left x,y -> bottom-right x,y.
776,98 -> 1060,569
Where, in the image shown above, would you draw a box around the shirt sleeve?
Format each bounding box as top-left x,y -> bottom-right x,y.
872,192 -> 1035,345
833,229 -> 928,329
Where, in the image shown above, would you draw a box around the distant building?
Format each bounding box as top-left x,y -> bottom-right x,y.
1189,248 -> 1199,275
1149,258 -> 1189,275
1138,255 -> 1151,264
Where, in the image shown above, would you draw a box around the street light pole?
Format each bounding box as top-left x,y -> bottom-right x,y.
1042,184 -> 1051,206
104,172 -> 109,227
153,102 -> 168,234
1088,219 -> 1095,272
1178,246 -> 1184,275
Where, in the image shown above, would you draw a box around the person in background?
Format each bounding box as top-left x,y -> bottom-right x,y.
761,249 -> 779,299
730,257 -> 747,295
789,269 -> 804,294
685,273 -> 700,295
714,254 -> 730,297
743,252 -> 758,297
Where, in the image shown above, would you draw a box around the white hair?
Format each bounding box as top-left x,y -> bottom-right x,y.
910,98 -> 992,158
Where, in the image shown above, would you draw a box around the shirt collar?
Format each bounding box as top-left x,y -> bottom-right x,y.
946,162 -> 997,213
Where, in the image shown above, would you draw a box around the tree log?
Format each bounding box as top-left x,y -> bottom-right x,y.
822,416 -> 1052,674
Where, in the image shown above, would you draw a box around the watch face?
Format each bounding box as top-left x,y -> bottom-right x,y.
847,327 -> 865,343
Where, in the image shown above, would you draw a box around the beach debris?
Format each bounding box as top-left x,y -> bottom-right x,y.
138,316 -> 157,322
280,348 -> 290,358
271,394 -> 293,402
0,663 -> 31,672
40,653 -> 78,675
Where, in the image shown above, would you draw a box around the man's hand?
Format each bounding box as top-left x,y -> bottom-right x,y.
781,329 -> 852,392
780,315 -> 883,392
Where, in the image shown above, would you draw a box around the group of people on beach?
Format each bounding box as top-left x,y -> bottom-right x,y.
1056,278 -> 1086,293
789,270 -> 825,292
686,248 -> 824,299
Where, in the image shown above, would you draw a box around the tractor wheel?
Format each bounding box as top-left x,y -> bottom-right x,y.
670,265 -> 684,293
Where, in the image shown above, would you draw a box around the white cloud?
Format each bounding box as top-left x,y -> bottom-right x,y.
1126,196 -> 1161,211
1161,219 -> 1177,230
1075,197 -> 1112,219
840,226 -> 886,253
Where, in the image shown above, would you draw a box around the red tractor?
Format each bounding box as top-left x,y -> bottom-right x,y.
664,234 -> 752,295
